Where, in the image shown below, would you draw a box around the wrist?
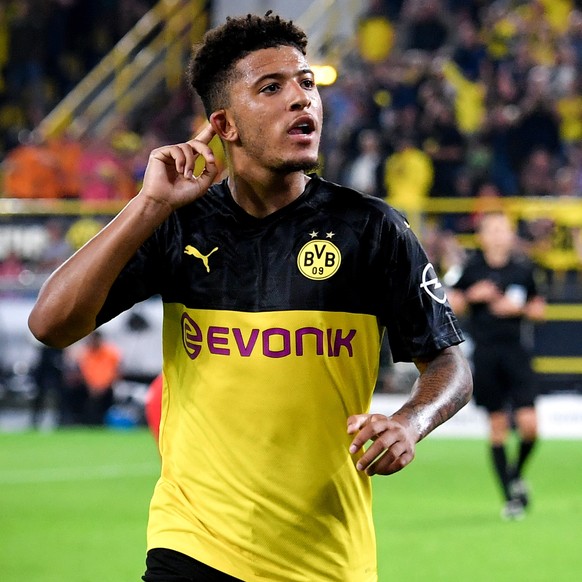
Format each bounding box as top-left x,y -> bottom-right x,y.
390,411 -> 422,444
133,191 -> 175,224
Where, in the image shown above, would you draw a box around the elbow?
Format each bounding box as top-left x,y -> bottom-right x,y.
28,314 -> 68,348
28,307 -> 93,349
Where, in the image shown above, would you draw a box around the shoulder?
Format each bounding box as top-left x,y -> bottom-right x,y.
510,253 -> 535,268
455,250 -> 485,278
157,180 -> 229,236
310,176 -> 411,235
466,249 -> 485,264
507,253 -> 537,275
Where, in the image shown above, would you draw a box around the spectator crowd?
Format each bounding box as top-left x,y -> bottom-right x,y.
321,0 -> 582,299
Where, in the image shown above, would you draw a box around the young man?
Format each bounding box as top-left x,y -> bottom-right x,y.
448,211 -> 546,520
29,13 -> 472,581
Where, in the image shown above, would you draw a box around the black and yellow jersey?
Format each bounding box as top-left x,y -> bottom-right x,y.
97,175 -> 463,581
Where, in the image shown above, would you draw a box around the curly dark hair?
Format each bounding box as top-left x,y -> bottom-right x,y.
186,11 -> 308,116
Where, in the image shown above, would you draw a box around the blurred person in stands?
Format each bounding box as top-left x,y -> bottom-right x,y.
384,136 -> 433,224
519,148 -> 557,197
401,0 -> 450,54
78,135 -> 136,201
356,0 -> 395,65
47,131 -> 83,198
30,345 -> 67,429
448,211 -> 546,520
452,18 -> 488,83
342,128 -> 386,198
28,13 -> 472,581
419,97 -> 467,198
2,132 -> 61,198
71,330 -> 121,426
510,65 -> 562,175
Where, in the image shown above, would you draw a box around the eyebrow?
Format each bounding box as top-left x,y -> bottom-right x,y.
253,68 -> 314,86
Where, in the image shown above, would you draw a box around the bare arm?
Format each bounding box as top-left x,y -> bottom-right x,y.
28,125 -> 218,348
347,344 -> 472,476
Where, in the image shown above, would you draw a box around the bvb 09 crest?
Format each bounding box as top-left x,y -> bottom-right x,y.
297,239 -> 342,280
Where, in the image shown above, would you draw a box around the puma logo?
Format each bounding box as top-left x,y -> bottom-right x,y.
184,245 -> 219,273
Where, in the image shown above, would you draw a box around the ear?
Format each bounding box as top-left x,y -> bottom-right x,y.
209,110 -> 238,142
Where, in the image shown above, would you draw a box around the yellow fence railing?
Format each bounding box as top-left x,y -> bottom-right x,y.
35,0 -> 207,141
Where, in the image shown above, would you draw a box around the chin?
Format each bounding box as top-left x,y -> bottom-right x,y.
275,156 -> 320,174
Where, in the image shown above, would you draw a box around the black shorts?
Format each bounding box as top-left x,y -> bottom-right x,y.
472,342 -> 537,413
142,548 -> 243,582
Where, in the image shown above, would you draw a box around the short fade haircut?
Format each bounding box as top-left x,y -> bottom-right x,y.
186,11 -> 308,117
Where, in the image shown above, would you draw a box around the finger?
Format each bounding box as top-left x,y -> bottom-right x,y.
151,144 -> 192,173
362,440 -> 407,475
177,144 -> 200,178
183,142 -> 216,179
191,122 -> 216,145
369,448 -> 415,476
354,431 -> 400,471
347,414 -> 371,434
348,415 -> 388,452
192,156 -> 219,190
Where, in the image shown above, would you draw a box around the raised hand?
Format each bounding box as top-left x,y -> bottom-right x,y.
140,123 -> 218,211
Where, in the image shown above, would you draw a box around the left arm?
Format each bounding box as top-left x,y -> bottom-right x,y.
347,344 -> 472,476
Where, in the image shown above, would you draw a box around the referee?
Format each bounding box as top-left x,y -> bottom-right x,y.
448,211 -> 546,520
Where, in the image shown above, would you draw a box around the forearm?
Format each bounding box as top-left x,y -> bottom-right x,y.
391,345 -> 473,442
29,195 -> 172,348
446,289 -> 467,316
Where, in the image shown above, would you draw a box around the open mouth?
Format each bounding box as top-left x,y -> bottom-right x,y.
288,118 -> 316,135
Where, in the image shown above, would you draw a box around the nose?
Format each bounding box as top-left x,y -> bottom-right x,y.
289,82 -> 311,110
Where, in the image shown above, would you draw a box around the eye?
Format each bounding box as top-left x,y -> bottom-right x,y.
301,78 -> 316,89
260,83 -> 280,94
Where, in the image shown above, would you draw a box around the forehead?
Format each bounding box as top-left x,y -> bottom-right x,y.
480,214 -> 512,233
233,45 -> 311,85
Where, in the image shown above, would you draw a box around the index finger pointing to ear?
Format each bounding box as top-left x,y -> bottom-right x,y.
191,123 -> 216,145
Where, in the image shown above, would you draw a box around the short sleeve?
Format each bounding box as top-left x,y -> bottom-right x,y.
379,220 -> 464,362
95,229 -> 165,327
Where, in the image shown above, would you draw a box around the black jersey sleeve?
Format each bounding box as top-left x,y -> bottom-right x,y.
379,214 -> 464,362
95,227 -> 166,327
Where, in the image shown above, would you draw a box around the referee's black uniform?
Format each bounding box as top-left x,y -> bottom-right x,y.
452,250 -> 539,413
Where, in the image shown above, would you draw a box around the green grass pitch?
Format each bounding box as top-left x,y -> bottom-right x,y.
0,429 -> 580,581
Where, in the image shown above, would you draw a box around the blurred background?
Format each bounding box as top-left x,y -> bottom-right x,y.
0,0 -> 581,434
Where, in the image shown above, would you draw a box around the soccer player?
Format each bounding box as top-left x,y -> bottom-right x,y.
29,13 -> 472,581
448,211 -> 546,520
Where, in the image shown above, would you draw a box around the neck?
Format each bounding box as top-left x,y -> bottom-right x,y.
227,167 -> 310,218
484,248 -> 510,268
